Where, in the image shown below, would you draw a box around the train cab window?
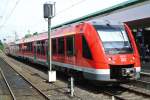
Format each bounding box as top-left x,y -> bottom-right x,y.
82,36 -> 92,59
52,38 -> 57,54
58,37 -> 64,55
66,36 -> 74,56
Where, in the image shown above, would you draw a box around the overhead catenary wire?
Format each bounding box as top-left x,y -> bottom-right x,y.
0,0 -> 21,30
0,0 -> 85,33
44,0 -> 86,22
0,0 -> 84,29
0,0 -> 10,19
56,0 -> 86,16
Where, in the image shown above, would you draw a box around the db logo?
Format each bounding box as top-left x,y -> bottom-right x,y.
121,57 -> 127,62
120,55 -> 127,62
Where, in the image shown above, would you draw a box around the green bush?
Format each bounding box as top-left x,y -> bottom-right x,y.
0,45 -> 4,50
0,40 -> 4,50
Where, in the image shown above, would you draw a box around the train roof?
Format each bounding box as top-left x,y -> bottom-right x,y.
7,42 -> 16,46
16,20 -> 125,44
87,20 -> 124,26
16,32 -> 48,44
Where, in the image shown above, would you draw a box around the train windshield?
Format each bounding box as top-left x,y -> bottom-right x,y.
94,25 -> 133,54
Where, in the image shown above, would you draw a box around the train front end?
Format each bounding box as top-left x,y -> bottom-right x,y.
89,21 -> 141,82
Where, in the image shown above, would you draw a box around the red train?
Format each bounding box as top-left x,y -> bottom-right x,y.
6,20 -> 141,82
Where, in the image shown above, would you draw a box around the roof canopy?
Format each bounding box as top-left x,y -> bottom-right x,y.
52,0 -> 147,29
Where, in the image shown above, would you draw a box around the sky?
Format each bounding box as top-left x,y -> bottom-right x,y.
0,0 -> 129,42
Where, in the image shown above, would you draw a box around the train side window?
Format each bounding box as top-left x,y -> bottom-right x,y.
52,38 -> 57,54
82,36 -> 92,59
66,36 -> 74,56
58,37 -> 64,55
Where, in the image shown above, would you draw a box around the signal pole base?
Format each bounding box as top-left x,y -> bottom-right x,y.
48,71 -> 56,82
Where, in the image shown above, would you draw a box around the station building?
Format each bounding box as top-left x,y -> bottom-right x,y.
55,0 -> 150,64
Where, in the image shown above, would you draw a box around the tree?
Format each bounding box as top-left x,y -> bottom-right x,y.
24,33 -> 32,38
33,32 -> 38,35
0,40 -> 4,50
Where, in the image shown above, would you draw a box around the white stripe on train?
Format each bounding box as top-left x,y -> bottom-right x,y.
52,61 -> 141,75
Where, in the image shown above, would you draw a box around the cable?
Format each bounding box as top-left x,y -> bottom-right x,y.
0,0 -> 21,29
56,0 -> 86,16
0,0 -> 10,19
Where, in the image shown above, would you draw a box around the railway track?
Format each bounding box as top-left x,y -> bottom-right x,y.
124,72 -> 150,91
0,57 -> 49,100
102,85 -> 150,100
140,72 -> 150,82
1,53 -> 150,100
71,78 -> 150,100
0,68 -> 15,100
105,72 -> 150,100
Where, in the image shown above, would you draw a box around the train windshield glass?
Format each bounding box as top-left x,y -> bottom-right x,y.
94,25 -> 133,54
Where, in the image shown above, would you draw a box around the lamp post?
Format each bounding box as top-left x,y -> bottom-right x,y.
43,2 -> 56,82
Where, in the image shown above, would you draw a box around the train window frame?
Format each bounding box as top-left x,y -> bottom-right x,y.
82,35 -> 92,59
58,37 -> 65,55
66,35 -> 75,56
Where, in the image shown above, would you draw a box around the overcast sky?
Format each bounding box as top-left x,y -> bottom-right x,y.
0,0 -> 128,42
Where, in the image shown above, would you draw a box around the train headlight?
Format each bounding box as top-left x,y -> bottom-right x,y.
108,57 -> 112,61
122,69 -> 126,75
132,56 -> 135,60
130,56 -> 135,62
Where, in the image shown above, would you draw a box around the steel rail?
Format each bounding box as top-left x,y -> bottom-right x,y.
103,91 -> 126,100
136,79 -> 150,84
120,84 -> 150,98
139,71 -> 150,84
140,72 -> 150,76
0,68 -> 16,100
101,84 -> 150,100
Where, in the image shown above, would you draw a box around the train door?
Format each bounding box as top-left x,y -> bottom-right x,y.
41,40 -> 46,60
45,40 -> 48,65
36,40 -> 46,61
36,41 -> 40,60
65,35 -> 76,66
57,37 -> 65,63
33,41 -> 36,62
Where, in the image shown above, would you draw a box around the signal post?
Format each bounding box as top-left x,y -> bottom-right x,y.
43,2 -> 56,82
